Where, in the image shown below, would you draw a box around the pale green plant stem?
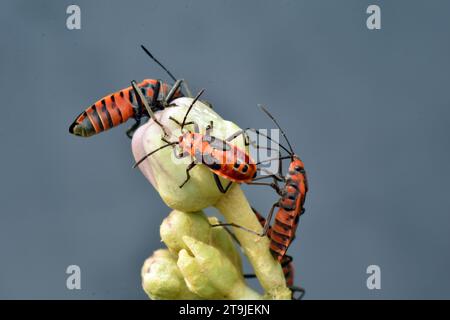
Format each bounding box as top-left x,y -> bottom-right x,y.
214,185 -> 291,300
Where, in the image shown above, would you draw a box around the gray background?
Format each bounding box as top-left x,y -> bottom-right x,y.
0,0 -> 449,299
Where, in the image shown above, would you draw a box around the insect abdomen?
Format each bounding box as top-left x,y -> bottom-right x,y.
251,207 -> 294,286
211,147 -> 257,183
69,79 -> 168,137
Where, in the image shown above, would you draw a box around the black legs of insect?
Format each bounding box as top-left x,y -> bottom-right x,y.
166,79 -> 195,103
259,202 -> 279,236
131,80 -> 169,137
126,82 -> 148,139
247,180 -> 282,196
166,79 -> 183,103
213,173 -> 233,193
210,202 -> 279,237
179,161 -> 196,189
290,286 -> 306,300
167,117 -> 199,133
126,116 -> 142,139
127,79 -> 163,139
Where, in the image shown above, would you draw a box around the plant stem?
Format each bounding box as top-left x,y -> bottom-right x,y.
214,185 -> 291,300
228,281 -> 263,300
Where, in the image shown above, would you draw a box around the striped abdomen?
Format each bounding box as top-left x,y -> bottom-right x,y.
270,156 -> 308,261
251,207 -> 295,287
69,79 -> 178,137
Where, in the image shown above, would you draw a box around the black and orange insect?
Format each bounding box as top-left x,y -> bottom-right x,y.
213,106 -> 308,261
256,107 -> 308,261
132,89 -> 280,193
69,46 -> 190,139
249,207 -> 305,300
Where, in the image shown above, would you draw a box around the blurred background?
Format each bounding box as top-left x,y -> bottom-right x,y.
1,0 -> 449,299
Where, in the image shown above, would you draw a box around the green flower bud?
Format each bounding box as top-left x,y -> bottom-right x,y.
177,236 -> 262,300
160,209 -> 211,254
141,249 -> 200,300
208,216 -> 242,272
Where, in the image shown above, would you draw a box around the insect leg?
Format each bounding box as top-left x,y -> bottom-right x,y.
257,170 -> 285,185
227,128 -> 287,183
210,202 -> 279,237
210,221 -> 261,236
247,181 -> 282,196
281,255 -> 293,266
210,223 -> 259,278
180,89 -> 205,131
125,86 -> 147,139
259,202 -> 279,236
226,129 -> 250,146
205,121 -> 214,136
290,286 -> 306,300
133,141 -> 179,168
179,161 -> 196,188
160,137 -> 186,159
214,224 -> 242,247
181,79 -> 193,98
168,116 -> 196,129
173,148 -> 188,159
193,122 -> 200,133
167,78 -> 192,100
131,80 -> 169,137
169,117 -> 198,133
126,118 -> 142,139
165,79 -> 183,104
213,173 -> 233,193
228,128 -> 293,157
150,80 -> 161,109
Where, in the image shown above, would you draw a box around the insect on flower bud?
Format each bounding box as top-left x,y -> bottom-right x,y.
131,97 -> 247,212
133,97 -> 291,299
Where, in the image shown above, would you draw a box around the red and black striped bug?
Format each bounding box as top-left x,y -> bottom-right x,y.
213,106 -> 308,261
69,46 -> 192,139
131,89 -> 279,193
249,207 -> 305,300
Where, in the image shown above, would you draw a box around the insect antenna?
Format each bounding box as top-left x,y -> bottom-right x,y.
180,89 -> 205,131
133,141 -> 178,168
141,45 -> 177,83
258,105 -> 295,156
256,155 -> 292,166
246,128 -> 292,156
131,80 -> 169,137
